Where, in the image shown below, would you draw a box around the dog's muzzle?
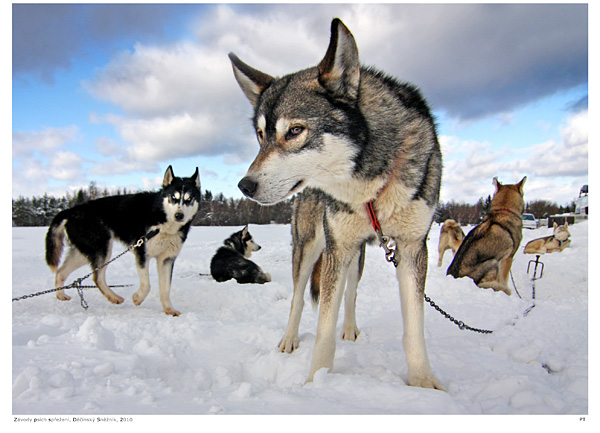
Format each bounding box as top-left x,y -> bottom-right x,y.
238,177 -> 257,198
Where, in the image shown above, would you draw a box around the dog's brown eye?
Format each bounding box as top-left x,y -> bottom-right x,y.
287,126 -> 304,139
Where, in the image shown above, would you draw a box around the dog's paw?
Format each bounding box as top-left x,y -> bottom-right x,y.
56,292 -> 71,301
132,292 -> 144,306
408,374 -> 445,391
278,335 -> 299,353
109,295 -> 125,304
341,326 -> 359,341
264,273 -> 271,282
164,308 -> 181,317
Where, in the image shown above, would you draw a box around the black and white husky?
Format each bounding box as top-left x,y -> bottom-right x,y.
210,225 -> 271,284
45,166 -> 201,316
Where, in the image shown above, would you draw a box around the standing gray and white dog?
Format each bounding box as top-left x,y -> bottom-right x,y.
230,18 -> 443,389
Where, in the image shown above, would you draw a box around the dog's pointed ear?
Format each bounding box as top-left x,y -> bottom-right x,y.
318,18 -> 360,102
517,176 -> 527,195
163,165 -> 175,187
191,167 -> 200,189
493,177 -> 500,194
242,225 -> 248,236
229,53 -> 275,108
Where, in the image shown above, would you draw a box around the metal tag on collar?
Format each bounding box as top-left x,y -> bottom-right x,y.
378,231 -> 397,265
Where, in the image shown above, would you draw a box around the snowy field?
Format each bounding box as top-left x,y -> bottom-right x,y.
12,220 -> 589,421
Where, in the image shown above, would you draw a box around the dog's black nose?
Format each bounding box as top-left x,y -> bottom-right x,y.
238,177 -> 257,198
175,212 -> 184,221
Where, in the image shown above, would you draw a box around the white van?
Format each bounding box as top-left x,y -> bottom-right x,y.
522,213 -> 538,229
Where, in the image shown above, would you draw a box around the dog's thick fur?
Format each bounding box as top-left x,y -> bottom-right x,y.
437,219 -> 464,267
210,225 -> 271,284
447,177 -> 527,295
45,166 -> 200,316
278,188 -> 367,354
523,222 -> 571,254
230,18 -> 443,389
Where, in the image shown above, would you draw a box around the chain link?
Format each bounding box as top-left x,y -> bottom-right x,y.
423,294 -> 494,334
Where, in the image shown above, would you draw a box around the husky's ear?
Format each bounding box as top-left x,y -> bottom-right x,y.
191,167 -> 200,189
163,165 -> 175,187
493,177 -> 500,194
229,53 -> 275,108
242,225 -> 248,236
318,18 -> 360,102
517,176 -> 527,195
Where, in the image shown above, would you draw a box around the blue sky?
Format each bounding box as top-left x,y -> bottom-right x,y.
11,3 -> 589,206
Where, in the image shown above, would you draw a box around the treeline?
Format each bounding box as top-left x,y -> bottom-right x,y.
11,183 -> 293,227
12,184 -> 573,228
434,195 -> 575,226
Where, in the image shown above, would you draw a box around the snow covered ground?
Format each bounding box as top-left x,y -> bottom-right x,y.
12,220 -> 589,419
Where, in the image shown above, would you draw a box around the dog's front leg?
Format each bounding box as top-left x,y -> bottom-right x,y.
157,256 -> 180,316
132,253 -> 151,307
279,235 -> 325,353
341,245 -> 363,341
396,239 -> 444,391
306,247 -> 350,382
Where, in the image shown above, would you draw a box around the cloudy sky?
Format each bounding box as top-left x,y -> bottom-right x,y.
11,2 -> 589,206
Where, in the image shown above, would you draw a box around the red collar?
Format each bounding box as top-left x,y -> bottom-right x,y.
366,200 -> 382,235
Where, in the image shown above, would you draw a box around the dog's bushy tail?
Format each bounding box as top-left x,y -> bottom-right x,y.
310,253 -> 323,307
45,210 -> 69,272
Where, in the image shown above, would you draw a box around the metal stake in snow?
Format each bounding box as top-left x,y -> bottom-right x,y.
524,255 -> 544,316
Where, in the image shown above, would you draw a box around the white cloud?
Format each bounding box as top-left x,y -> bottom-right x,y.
515,110 -> 588,178
12,125 -> 79,157
440,110 -> 588,205
49,151 -> 84,180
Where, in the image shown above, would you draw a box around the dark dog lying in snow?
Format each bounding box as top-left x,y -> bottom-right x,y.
210,225 -> 271,284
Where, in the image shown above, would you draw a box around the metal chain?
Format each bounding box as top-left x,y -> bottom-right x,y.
375,230 -> 494,334
423,294 -> 493,334
12,232 -> 155,308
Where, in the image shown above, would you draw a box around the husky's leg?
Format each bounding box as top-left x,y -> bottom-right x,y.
396,239 -> 444,390
341,244 -> 364,341
54,248 -> 89,301
132,252 -> 151,306
307,247 -> 352,382
497,256 -> 513,295
92,243 -> 125,304
437,245 -> 446,267
279,234 -> 324,353
157,256 -> 180,316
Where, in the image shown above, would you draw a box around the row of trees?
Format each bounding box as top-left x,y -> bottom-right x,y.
12,183 -> 573,227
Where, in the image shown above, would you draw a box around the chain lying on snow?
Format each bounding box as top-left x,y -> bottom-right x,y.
376,232 -> 495,334
12,230 -> 158,310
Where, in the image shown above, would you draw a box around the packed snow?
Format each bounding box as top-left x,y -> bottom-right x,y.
12,220 -> 588,418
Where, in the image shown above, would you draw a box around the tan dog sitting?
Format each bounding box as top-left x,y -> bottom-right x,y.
447,177 -> 527,295
437,219 -> 465,267
524,222 -> 571,255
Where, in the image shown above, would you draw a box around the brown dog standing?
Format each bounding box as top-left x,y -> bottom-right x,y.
437,219 -> 465,267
